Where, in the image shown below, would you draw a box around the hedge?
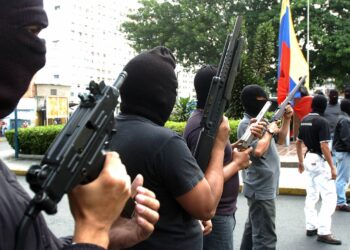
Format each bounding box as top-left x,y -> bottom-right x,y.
5,125 -> 64,155
5,120 -> 241,155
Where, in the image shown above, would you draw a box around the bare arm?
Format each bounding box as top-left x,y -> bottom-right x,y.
320,141 -> 337,179
296,139 -> 304,174
176,116 -> 230,220
253,121 -> 278,158
276,105 -> 293,145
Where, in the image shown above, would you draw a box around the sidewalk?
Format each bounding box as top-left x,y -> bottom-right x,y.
0,139 -> 349,196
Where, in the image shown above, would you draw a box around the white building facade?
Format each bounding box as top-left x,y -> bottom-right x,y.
36,0 -> 196,104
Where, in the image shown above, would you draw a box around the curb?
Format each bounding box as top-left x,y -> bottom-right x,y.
10,170 -> 350,197
12,169 -> 28,176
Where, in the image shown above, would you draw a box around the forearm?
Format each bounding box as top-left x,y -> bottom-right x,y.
321,143 -> 335,169
296,141 -> 304,163
204,148 -> 224,207
277,118 -> 291,145
254,133 -> 272,157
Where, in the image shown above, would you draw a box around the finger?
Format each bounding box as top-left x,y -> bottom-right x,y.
136,186 -> 156,199
135,193 -> 160,211
250,118 -> 257,124
135,203 -> 159,225
131,174 -> 144,198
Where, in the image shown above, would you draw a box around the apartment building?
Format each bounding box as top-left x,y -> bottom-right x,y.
36,0 -> 196,104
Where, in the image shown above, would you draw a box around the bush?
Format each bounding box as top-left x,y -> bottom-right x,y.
165,119 -> 240,142
4,119 -> 242,155
228,119 -> 240,142
165,121 -> 187,135
5,125 -> 64,155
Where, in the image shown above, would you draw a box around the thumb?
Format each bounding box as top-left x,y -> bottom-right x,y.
131,174 -> 144,198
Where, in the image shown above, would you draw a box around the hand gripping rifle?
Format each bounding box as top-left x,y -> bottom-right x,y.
234,75 -> 307,150
235,101 -> 272,150
193,16 -> 244,171
15,71 -> 127,250
269,75 -> 307,123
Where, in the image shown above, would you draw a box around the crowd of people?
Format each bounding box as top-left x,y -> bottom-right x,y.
1,0 -> 349,249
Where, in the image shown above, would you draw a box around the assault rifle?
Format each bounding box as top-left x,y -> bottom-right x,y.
235,101 -> 272,150
269,75 -> 307,123
193,16 -> 244,170
234,75 -> 307,150
15,71 -> 127,250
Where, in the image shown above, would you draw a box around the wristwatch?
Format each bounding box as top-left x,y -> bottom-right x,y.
267,128 -> 275,136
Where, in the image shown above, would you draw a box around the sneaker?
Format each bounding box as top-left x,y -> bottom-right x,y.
306,229 -> 318,236
336,204 -> 350,212
317,234 -> 342,245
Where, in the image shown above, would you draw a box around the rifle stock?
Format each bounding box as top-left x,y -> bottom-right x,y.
194,16 -> 244,170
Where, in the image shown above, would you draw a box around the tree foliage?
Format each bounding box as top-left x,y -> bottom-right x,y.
122,0 -> 350,95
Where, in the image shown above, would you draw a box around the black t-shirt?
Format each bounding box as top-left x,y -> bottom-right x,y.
109,114 -> 204,250
297,113 -> 330,154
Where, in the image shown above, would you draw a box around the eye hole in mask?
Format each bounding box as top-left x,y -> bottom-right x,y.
23,25 -> 43,36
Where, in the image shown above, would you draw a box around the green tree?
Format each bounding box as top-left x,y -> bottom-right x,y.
122,0 -> 349,93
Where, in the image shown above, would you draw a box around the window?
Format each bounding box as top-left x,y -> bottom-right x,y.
54,74 -> 60,79
50,89 -> 57,96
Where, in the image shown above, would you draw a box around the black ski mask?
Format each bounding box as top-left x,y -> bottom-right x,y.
194,65 -> 217,109
120,46 -> 178,126
311,95 -> 327,114
0,0 -> 48,118
340,99 -> 350,116
328,89 -> 338,105
241,85 -> 268,117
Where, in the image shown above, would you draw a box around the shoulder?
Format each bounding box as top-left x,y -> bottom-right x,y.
338,115 -> 350,125
317,115 -> 330,125
238,114 -> 250,128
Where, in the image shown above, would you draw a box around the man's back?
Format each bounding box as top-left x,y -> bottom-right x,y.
109,114 -> 204,250
298,113 -> 330,154
324,103 -> 341,135
333,114 -> 350,152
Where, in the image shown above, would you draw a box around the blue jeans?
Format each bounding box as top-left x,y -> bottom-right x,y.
203,214 -> 236,250
335,152 -> 350,205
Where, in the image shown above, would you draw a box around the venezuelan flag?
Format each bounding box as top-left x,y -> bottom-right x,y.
277,0 -> 309,105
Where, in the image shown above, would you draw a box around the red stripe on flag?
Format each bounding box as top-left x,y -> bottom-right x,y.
277,42 -> 290,104
294,96 -> 313,120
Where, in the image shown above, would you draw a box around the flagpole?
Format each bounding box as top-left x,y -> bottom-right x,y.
307,0 -> 310,64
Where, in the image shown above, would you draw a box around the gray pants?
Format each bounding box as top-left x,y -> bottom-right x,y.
240,197 -> 277,250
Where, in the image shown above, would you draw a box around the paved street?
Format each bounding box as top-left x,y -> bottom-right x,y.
2,138 -> 350,249
16,176 -> 350,250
